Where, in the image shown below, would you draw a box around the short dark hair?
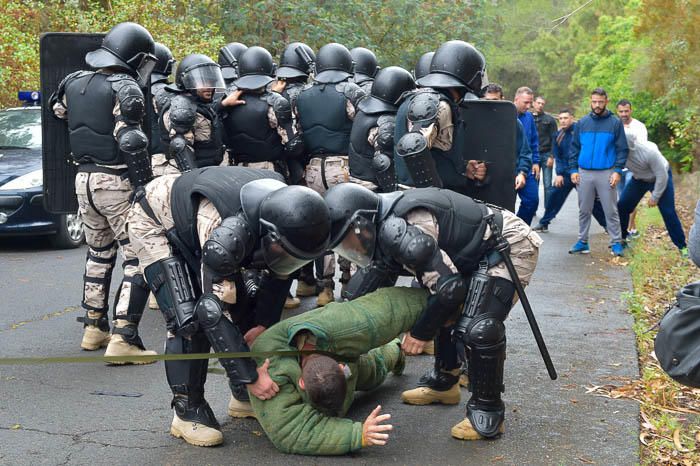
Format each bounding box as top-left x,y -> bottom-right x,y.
535,95 -> 546,102
616,99 -> 632,108
559,108 -> 573,116
302,355 -> 347,416
591,87 -> 608,98
484,83 -> 503,97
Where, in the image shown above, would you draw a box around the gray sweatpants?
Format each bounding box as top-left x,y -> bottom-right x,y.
577,168 -> 622,244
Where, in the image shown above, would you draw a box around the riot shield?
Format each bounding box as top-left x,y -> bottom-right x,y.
459,100 -> 517,211
40,32 -> 104,214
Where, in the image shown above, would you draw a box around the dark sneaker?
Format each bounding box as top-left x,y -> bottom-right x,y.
532,223 -> 548,232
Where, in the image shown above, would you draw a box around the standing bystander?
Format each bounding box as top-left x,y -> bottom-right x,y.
616,99 -> 648,237
531,96 -> 558,209
513,87 -> 540,225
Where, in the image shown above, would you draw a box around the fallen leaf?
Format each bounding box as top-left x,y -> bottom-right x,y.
252,430 -> 263,437
577,457 -> 595,464
10,424 -> 21,430
639,432 -> 651,446
491,455 -> 504,462
673,428 -> 690,453
570,399 -> 578,404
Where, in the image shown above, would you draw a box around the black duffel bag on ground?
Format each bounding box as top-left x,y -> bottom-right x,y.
654,281 -> 700,388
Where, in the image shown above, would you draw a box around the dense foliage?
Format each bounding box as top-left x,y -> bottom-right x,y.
0,0 -> 697,168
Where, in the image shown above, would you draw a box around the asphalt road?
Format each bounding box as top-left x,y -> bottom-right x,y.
0,193 -> 640,466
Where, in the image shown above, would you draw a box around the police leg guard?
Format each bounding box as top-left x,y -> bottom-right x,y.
396,132 -> 443,188
144,256 -> 199,336
195,294 -> 259,386
165,332 -> 222,446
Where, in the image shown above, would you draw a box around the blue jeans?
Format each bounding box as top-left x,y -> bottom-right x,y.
540,175 -> 607,228
540,152 -> 553,209
618,170 -> 686,249
517,172 -> 539,225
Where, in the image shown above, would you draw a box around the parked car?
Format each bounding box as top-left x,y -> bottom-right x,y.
0,93 -> 84,248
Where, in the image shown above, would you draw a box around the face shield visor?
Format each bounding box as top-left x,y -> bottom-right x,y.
259,219 -> 316,276
331,211 -> 377,268
128,52 -> 158,88
182,63 -> 226,91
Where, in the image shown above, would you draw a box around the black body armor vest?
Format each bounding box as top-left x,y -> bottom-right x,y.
296,83 -> 353,156
348,109 -> 380,181
222,93 -> 283,163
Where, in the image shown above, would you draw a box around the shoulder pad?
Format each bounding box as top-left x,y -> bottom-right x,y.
336,81 -> 366,106
155,87 -> 173,113
109,74 -> 140,94
107,73 -> 137,85
376,114 -> 396,152
262,91 -> 292,118
378,216 -> 437,271
169,94 -> 198,131
377,114 -> 396,128
408,90 -> 440,126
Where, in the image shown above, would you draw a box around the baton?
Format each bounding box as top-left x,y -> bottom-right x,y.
488,215 -> 557,380
220,47 -> 239,75
294,46 -> 316,75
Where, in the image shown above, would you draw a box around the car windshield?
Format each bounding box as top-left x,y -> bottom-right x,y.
0,109 -> 42,149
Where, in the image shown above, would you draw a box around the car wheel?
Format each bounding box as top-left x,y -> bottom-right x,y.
49,213 -> 85,249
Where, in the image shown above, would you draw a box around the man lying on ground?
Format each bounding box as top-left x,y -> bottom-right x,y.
249,286 -> 429,455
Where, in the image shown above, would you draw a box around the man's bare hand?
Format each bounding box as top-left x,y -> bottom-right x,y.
466,160 -> 487,180
648,197 -> 658,207
515,173 -> 526,190
271,80 -> 287,93
401,333 -> 428,355
571,173 -> 580,185
609,171 -> 621,188
247,358 -> 279,400
362,405 -> 393,447
222,89 -> 246,107
244,325 -> 266,346
554,175 -> 564,188
546,156 -> 554,168
532,163 -> 541,181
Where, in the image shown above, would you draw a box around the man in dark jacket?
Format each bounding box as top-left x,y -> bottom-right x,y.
531,96 -> 558,209
569,88 -> 628,256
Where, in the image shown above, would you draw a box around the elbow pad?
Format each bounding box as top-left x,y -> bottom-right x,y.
118,126 -> 153,188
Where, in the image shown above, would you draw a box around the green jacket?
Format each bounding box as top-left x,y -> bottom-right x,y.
250,287 -> 429,455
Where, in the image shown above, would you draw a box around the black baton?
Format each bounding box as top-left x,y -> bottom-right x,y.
488,215 -> 557,380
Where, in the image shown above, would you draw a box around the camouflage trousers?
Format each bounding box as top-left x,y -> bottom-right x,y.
75,171 -> 143,319
150,153 -> 181,177
304,156 -> 352,286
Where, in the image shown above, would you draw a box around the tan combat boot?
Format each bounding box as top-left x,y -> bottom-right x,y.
284,294 -> 301,309
104,320 -> 157,365
295,281 -> 318,297
227,395 -> 257,419
170,412 -> 224,447
80,311 -> 110,351
451,417 -> 504,440
316,287 -> 334,306
401,369 -> 461,405
148,293 -> 159,310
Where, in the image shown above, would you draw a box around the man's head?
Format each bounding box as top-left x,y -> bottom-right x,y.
513,86 -> 534,114
590,87 -> 608,116
558,109 -> 574,130
533,96 -> 546,114
616,98 -> 633,124
483,83 -> 504,101
299,354 -> 347,416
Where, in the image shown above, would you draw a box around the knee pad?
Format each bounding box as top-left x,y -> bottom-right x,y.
467,316 -> 505,349
194,294 -> 224,329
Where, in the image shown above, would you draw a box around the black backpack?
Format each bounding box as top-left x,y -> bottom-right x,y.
655,281 -> 700,388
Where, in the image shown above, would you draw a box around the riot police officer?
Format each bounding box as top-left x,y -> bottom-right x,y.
128,166 -> 331,447
49,22 -> 158,360
349,66 -> 415,192
324,182 -> 542,441
273,42 -> 315,112
221,46 -> 303,178
158,53 -> 240,172
294,42 -> 366,305
148,42 -> 177,176
394,40 -> 488,193
218,42 -> 248,88
350,47 -> 380,94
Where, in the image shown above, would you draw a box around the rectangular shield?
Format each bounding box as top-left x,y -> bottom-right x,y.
40,32 -> 104,214
459,100 -> 517,211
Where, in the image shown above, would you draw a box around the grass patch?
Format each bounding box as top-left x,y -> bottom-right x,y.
621,204 -> 700,465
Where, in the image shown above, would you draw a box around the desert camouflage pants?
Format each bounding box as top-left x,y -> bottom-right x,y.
75,171 -> 142,319
304,156 -> 352,286
150,153 -> 181,177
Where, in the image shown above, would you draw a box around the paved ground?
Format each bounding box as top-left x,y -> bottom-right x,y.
0,193 -> 640,465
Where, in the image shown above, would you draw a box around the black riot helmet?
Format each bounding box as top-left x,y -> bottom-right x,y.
359,66 -> 415,114
172,54 -> 225,93
277,42 -> 316,79
324,183 -> 380,268
254,186 -> 331,275
416,41 -> 487,95
234,46 -> 275,90
314,43 -> 354,84
151,42 -> 175,84
85,22 -> 156,87
413,52 -> 434,80
350,47 -> 379,83
218,42 -> 248,81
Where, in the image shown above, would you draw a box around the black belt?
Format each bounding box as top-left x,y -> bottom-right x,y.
79,164 -> 128,179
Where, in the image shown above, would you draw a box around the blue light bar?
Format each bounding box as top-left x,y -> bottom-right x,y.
18,91 -> 41,106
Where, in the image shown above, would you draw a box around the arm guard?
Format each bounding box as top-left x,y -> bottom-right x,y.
265,92 -> 305,159
411,273 -> 468,340
195,293 -> 259,385
144,256 -> 199,336
117,126 -> 153,188
168,95 -> 198,172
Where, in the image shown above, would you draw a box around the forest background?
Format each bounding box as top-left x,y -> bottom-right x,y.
0,0 -> 698,169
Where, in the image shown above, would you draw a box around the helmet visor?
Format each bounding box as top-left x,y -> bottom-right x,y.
182,64 -> 226,90
332,213 -> 376,268
261,233 -> 313,275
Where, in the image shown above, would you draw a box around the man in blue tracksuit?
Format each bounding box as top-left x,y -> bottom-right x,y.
533,109 -> 607,232
514,87 -> 540,225
569,88 -> 628,256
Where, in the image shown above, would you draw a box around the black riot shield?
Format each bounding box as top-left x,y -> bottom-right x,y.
40,33 -> 104,214
459,100 -> 517,211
